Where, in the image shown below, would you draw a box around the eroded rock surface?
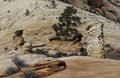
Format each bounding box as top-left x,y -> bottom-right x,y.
87,22 -> 104,58
1,60 -> 66,78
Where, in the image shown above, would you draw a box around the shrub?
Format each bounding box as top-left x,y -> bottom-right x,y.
21,70 -> 39,78
79,48 -> 87,56
68,53 -> 78,56
35,49 -> 47,54
104,44 -> 120,60
51,0 -> 57,8
53,52 -> 67,58
105,48 -> 120,60
12,56 -> 28,69
14,30 -> 23,36
59,0 -> 68,3
4,47 -> 8,51
25,9 -> 30,16
4,67 -> 19,77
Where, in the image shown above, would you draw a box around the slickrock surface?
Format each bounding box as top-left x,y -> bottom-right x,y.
0,0 -> 120,78
46,56 -> 120,78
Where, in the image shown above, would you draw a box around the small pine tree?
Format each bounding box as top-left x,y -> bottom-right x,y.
53,6 -> 81,40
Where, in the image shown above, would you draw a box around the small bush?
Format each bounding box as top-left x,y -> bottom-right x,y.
104,44 -> 120,60
59,0 -> 68,3
80,48 -> 87,56
12,56 -> 28,69
35,49 -> 54,57
4,67 -> 19,77
25,9 -> 30,16
105,48 -> 120,60
80,51 -> 87,56
3,0 -> 11,1
51,0 -> 57,8
35,49 -> 49,55
14,30 -> 23,36
53,52 -> 67,58
4,47 -> 9,51
68,53 -> 78,56
21,70 -> 39,78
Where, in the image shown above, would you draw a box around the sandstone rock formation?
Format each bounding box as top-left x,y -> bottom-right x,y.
87,0 -> 120,21
0,0 -> 120,78
12,30 -> 25,50
1,60 -> 66,78
60,0 -> 120,22
87,22 -> 104,58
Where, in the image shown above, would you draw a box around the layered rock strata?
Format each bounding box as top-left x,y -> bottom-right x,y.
87,22 -> 105,58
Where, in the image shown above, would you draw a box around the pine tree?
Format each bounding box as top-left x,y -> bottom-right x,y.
53,6 -> 81,40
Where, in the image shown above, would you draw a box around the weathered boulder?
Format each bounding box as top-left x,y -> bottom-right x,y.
86,0 -> 119,21
87,22 -> 104,58
1,60 -> 66,78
